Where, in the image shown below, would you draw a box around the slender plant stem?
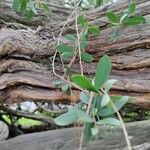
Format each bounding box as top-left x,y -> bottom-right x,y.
75,6 -> 83,76
111,101 -> 132,150
79,92 -> 94,150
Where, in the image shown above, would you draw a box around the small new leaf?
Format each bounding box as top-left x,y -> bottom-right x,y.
128,1 -> 136,14
78,15 -> 88,27
106,12 -> 120,23
101,93 -> 110,107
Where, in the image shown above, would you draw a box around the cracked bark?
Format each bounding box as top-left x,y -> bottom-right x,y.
0,0 -> 149,110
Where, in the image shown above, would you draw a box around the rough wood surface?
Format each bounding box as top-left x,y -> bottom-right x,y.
0,121 -> 9,141
0,0 -> 149,109
0,120 -> 149,150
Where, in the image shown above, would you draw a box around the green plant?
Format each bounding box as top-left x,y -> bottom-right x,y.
53,1 -> 146,149
106,1 -> 146,41
54,54 -> 129,141
12,0 -> 50,18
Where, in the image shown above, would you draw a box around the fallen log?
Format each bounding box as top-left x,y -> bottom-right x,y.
0,120 -> 149,150
0,121 -> 9,141
0,0 -> 149,109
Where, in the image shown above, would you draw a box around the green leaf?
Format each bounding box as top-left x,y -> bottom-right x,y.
78,15 -> 88,27
106,12 -> 120,23
12,0 -> 20,11
61,83 -> 69,92
88,26 -> 100,35
80,31 -> 89,41
56,44 -> 74,53
123,16 -> 146,26
94,95 -> 102,108
64,34 -> 76,42
103,79 -> 118,92
83,123 -> 94,143
81,52 -> 94,63
62,51 -> 74,58
97,117 -> 121,126
91,127 -> 99,136
80,40 -> 88,49
94,55 -> 111,89
98,96 -> 129,117
71,74 -> 99,93
96,0 -> 103,7
28,1 -> 38,15
101,93 -> 110,107
76,110 -> 93,123
54,109 -> 77,126
80,92 -> 89,104
110,28 -> 119,42
115,96 -> 129,111
20,0 -> 28,15
128,1 -> 136,14
26,10 -> 35,19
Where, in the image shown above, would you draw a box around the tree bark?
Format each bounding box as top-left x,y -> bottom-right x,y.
0,0 -> 150,109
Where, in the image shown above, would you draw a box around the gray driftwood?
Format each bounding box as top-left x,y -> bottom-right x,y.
0,120 -> 149,150
0,121 -> 9,141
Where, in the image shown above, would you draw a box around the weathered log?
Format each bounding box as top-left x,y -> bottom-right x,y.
0,121 -> 9,141
0,120 -> 149,150
0,0 -> 149,109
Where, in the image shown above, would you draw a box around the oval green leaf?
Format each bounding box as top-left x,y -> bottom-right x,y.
64,34 -> 76,42
56,44 -> 74,53
94,55 -> 111,89
81,52 -> 94,63
106,12 -> 120,23
71,74 -> 99,93
80,92 -> 89,104
101,93 -> 110,107
54,109 -> 77,126
62,51 -> 74,58
123,16 -> 146,26
76,110 -> 93,123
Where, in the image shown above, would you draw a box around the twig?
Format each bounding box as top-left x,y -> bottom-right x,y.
79,92 -> 94,150
75,7 -> 84,75
111,101 -> 132,150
